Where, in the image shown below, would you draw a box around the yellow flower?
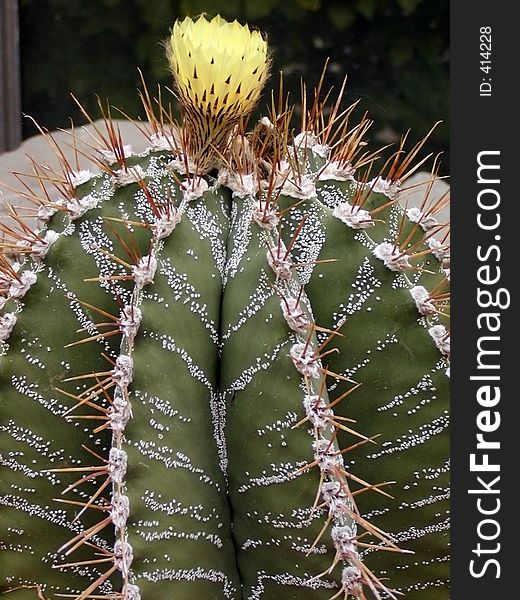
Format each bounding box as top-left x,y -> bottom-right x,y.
167,14 -> 270,172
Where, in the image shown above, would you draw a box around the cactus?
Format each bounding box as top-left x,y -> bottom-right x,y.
0,14 -> 450,600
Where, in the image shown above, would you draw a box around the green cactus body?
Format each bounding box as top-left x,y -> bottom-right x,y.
1,14 -> 449,600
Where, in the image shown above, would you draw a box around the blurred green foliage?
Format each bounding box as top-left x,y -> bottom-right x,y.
19,0 -> 448,171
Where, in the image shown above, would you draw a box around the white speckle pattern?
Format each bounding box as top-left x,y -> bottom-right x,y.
209,390 -> 228,475
0,135 -> 449,597
279,200 -> 328,285
141,329 -> 213,391
148,257 -> 219,344
221,272 -> 273,343
224,201 -> 253,281
248,573 -> 335,599
185,199 -> 229,281
332,258 -> 381,325
377,374 -> 437,414
136,566 -> 237,598
368,413 -> 449,459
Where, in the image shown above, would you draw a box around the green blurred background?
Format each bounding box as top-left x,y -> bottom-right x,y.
19,0 -> 449,172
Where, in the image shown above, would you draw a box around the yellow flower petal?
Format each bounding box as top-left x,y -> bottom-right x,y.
167,14 -> 270,172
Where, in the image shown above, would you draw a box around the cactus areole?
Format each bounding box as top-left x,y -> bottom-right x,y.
0,14 -> 450,600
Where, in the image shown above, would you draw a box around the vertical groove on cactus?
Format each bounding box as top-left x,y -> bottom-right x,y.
1,13 -> 449,600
